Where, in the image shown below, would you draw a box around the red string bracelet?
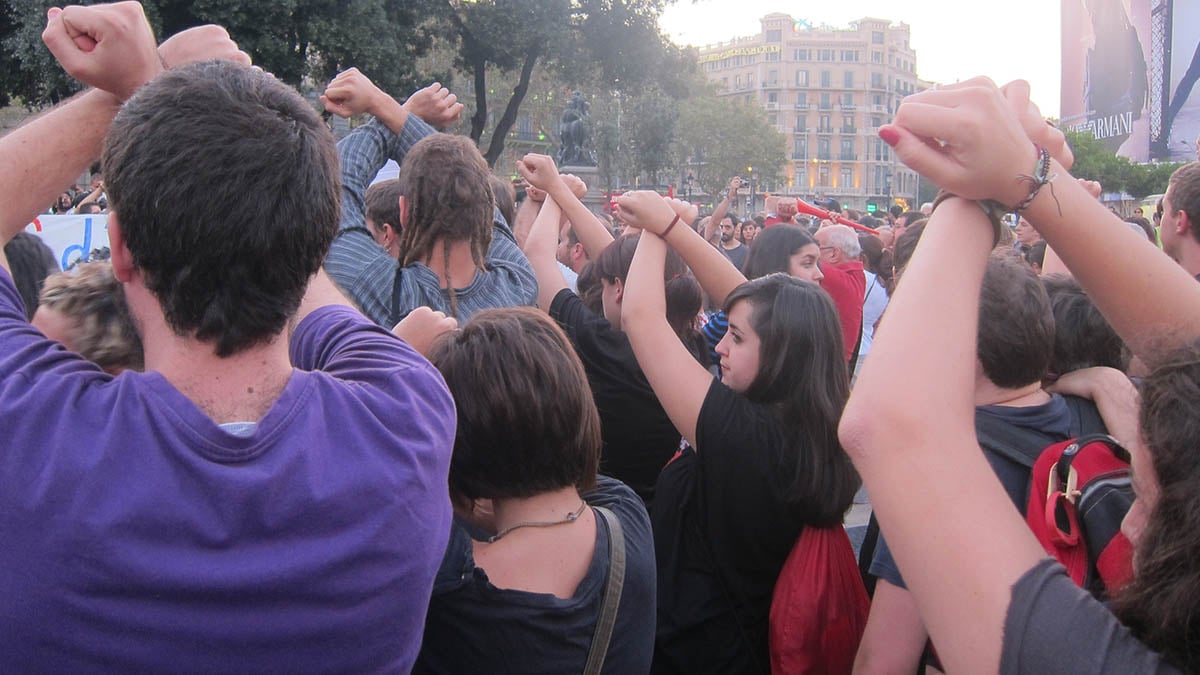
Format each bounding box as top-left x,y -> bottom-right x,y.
660,213 -> 681,239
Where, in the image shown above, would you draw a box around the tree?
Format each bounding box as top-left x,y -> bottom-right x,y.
0,0 -> 439,107
1066,129 -> 1183,199
677,93 -> 787,202
437,0 -> 684,167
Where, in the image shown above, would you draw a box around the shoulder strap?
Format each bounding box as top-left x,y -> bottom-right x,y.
390,265 -> 405,327
583,506 -> 625,675
973,410 -> 1058,469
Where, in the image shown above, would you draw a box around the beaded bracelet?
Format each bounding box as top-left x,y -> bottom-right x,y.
1013,145 -> 1055,213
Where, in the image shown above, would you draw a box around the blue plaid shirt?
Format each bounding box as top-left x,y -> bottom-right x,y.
324,116 -> 536,327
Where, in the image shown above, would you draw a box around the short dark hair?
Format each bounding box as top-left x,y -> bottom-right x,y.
742,225 -> 815,279
1167,162 -> 1200,242
102,61 -> 339,357
1041,273 -> 1129,375
723,274 -> 859,525
890,204 -> 903,218
429,307 -> 601,500
4,232 -> 58,320
364,179 -> 402,233
977,253 -> 1055,389
892,220 -> 927,280
897,210 -> 925,228
1024,240 -> 1047,268
859,233 -> 885,274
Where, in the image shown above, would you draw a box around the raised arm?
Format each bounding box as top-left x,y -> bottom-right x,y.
515,155 -> 569,311
638,198 -> 747,308
705,176 -> 741,244
617,191 -> 716,445
554,174 -> 613,259
1,5 -> 245,264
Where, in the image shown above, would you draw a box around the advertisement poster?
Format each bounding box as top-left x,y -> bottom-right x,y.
1162,1 -> 1200,161
1061,0 -> 1153,161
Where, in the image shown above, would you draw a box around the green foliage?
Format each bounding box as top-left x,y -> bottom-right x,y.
677,93 -> 787,200
0,0 -> 439,108
1066,129 -> 1184,200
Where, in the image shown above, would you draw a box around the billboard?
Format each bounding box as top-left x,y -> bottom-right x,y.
1062,0 -> 1200,162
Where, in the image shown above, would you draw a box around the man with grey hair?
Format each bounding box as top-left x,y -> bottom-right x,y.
816,224 -> 866,365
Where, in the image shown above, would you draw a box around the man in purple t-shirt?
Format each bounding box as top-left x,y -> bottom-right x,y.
0,5 -> 455,672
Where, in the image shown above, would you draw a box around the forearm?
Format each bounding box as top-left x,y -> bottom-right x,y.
550,184 -> 613,257
0,89 -> 120,245
512,197 -> 540,249
662,219 -> 746,307
1026,165 -> 1200,364
293,269 -> 355,331
371,91 -> 410,136
523,197 -> 567,311
841,198 -> 1044,674
705,195 -> 731,242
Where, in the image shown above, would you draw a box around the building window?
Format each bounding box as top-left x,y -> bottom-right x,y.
871,115 -> 882,128
840,167 -> 853,186
796,92 -> 808,106
819,49 -> 835,61
842,93 -> 854,107
840,138 -> 855,160
842,114 -> 854,130
793,138 -> 807,159
767,69 -> 778,85
821,70 -> 831,87
872,31 -> 884,44
818,137 -> 831,159
871,72 -> 884,88
819,114 -> 832,131
795,114 -> 807,131
819,164 -> 831,186
796,70 -> 809,87
841,50 -> 859,62
766,29 -> 782,42
819,93 -> 831,110
794,48 -> 810,61
873,93 -> 883,106
766,51 -> 780,62
844,71 -> 854,88
768,92 -> 778,103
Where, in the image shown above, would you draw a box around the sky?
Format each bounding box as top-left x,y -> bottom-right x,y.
659,0 -> 1064,118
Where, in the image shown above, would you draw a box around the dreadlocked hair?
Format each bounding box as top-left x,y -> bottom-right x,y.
397,134 -> 495,316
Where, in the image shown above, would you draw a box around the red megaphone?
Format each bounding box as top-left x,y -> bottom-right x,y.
794,198 -> 876,234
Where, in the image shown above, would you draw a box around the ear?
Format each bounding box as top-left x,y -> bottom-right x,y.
107,213 -> 136,284
398,195 -> 410,228
612,277 -> 625,305
382,222 -> 398,246
1177,210 -> 1192,237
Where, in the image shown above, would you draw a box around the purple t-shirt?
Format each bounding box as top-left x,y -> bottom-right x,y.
0,269 -> 455,672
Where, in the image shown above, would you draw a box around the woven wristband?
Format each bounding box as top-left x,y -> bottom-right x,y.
932,189 -> 1004,247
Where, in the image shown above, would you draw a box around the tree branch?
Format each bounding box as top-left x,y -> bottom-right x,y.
484,45 -> 540,167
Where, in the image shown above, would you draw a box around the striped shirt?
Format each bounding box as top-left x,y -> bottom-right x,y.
324,116 -> 536,327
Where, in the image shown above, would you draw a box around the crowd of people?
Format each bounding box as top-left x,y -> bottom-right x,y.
3,3 -> 1200,673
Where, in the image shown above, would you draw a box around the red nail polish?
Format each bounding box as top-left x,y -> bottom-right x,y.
879,127 -> 900,147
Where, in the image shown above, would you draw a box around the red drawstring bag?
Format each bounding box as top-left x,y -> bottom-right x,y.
768,526 -> 869,675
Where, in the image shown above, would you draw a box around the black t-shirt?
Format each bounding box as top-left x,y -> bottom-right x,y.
551,289 -> 683,505
721,242 -> 749,271
1002,559 -> 1180,674
415,477 -> 656,675
651,380 -> 805,675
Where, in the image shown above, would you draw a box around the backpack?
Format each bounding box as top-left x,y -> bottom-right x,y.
975,407 -> 1135,597
768,526 -> 869,675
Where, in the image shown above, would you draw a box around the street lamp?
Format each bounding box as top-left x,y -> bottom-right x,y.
745,166 -> 755,213
686,172 -> 694,202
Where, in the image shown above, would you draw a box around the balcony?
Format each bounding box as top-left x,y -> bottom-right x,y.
793,127 -> 809,134
794,103 -> 810,110
791,153 -> 806,160
839,152 -> 857,161
818,152 -> 832,161
841,127 -> 857,134
818,102 -> 833,110
765,101 -> 779,110
817,127 -> 834,134
841,103 -> 858,110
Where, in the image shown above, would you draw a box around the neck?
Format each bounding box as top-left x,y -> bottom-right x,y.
1177,241 -> 1200,277
722,239 -> 741,250
421,239 -> 480,289
490,486 -> 586,534
130,285 -> 293,423
974,379 -> 1050,408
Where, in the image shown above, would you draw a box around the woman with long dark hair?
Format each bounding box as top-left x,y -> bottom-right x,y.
615,191 -> 860,673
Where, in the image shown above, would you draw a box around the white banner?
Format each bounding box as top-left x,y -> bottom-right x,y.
25,214 -> 111,270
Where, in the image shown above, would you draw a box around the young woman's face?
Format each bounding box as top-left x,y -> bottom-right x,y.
1121,439 -> 1160,569
715,300 -> 761,393
787,243 -> 824,283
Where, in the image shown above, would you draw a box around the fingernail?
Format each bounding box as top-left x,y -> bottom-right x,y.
879,127 -> 900,147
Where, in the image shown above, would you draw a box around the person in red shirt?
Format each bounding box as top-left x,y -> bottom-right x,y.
815,224 -> 866,365
763,198 -> 799,228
